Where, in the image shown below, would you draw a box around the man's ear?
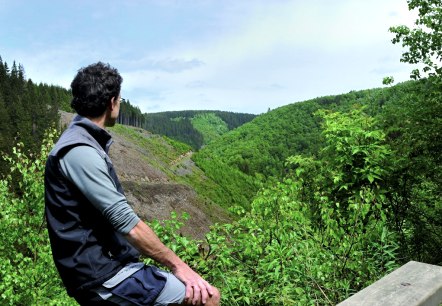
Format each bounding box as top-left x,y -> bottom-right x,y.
109,97 -> 117,110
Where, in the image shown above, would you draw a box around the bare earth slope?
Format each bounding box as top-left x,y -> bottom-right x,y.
60,111 -> 230,239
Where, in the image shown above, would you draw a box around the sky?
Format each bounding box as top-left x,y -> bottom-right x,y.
0,0 -> 418,114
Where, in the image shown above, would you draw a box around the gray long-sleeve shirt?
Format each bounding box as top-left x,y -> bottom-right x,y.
59,145 -> 140,234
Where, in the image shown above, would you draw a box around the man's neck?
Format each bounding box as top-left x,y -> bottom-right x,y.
86,115 -> 106,129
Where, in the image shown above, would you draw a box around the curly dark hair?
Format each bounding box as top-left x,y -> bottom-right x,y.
70,62 -> 122,117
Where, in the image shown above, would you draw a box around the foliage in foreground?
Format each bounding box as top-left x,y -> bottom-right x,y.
0,129 -> 76,305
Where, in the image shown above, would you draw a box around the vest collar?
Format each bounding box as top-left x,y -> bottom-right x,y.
71,115 -> 113,152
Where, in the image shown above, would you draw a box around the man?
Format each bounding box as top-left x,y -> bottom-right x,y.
45,62 -> 220,305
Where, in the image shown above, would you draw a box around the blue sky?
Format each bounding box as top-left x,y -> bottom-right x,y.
0,0 -> 417,114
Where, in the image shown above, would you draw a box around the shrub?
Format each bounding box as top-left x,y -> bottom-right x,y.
0,129 -> 75,305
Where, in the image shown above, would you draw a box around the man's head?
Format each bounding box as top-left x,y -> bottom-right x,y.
70,62 -> 122,122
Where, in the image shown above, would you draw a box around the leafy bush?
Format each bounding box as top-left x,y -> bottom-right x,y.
0,129 -> 75,305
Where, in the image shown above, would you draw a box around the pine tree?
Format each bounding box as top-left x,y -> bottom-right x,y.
0,93 -> 11,174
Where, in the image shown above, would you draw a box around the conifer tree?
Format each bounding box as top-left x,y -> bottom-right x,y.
0,56 -> 70,176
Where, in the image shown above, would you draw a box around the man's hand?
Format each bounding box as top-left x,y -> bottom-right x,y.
172,263 -> 215,305
126,221 -> 220,305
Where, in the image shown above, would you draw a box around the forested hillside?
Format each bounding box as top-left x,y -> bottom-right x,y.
143,110 -> 256,149
192,85 -> 398,209
197,81 -> 423,176
0,57 -> 71,174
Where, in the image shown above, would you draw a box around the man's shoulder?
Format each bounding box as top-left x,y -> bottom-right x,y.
51,123 -> 104,157
62,145 -> 103,164
58,145 -> 108,180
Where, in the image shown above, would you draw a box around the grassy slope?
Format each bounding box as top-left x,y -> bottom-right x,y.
191,113 -> 229,144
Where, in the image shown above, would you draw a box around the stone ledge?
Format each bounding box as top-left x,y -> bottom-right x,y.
338,261 -> 442,306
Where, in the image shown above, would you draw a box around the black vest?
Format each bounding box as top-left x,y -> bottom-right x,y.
44,115 -> 140,297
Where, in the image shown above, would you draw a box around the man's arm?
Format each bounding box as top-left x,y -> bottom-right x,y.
59,145 -> 140,233
126,220 -> 215,305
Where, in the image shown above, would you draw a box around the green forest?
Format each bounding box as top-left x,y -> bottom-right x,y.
0,57 -> 71,175
0,0 -> 441,304
142,110 -> 256,149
